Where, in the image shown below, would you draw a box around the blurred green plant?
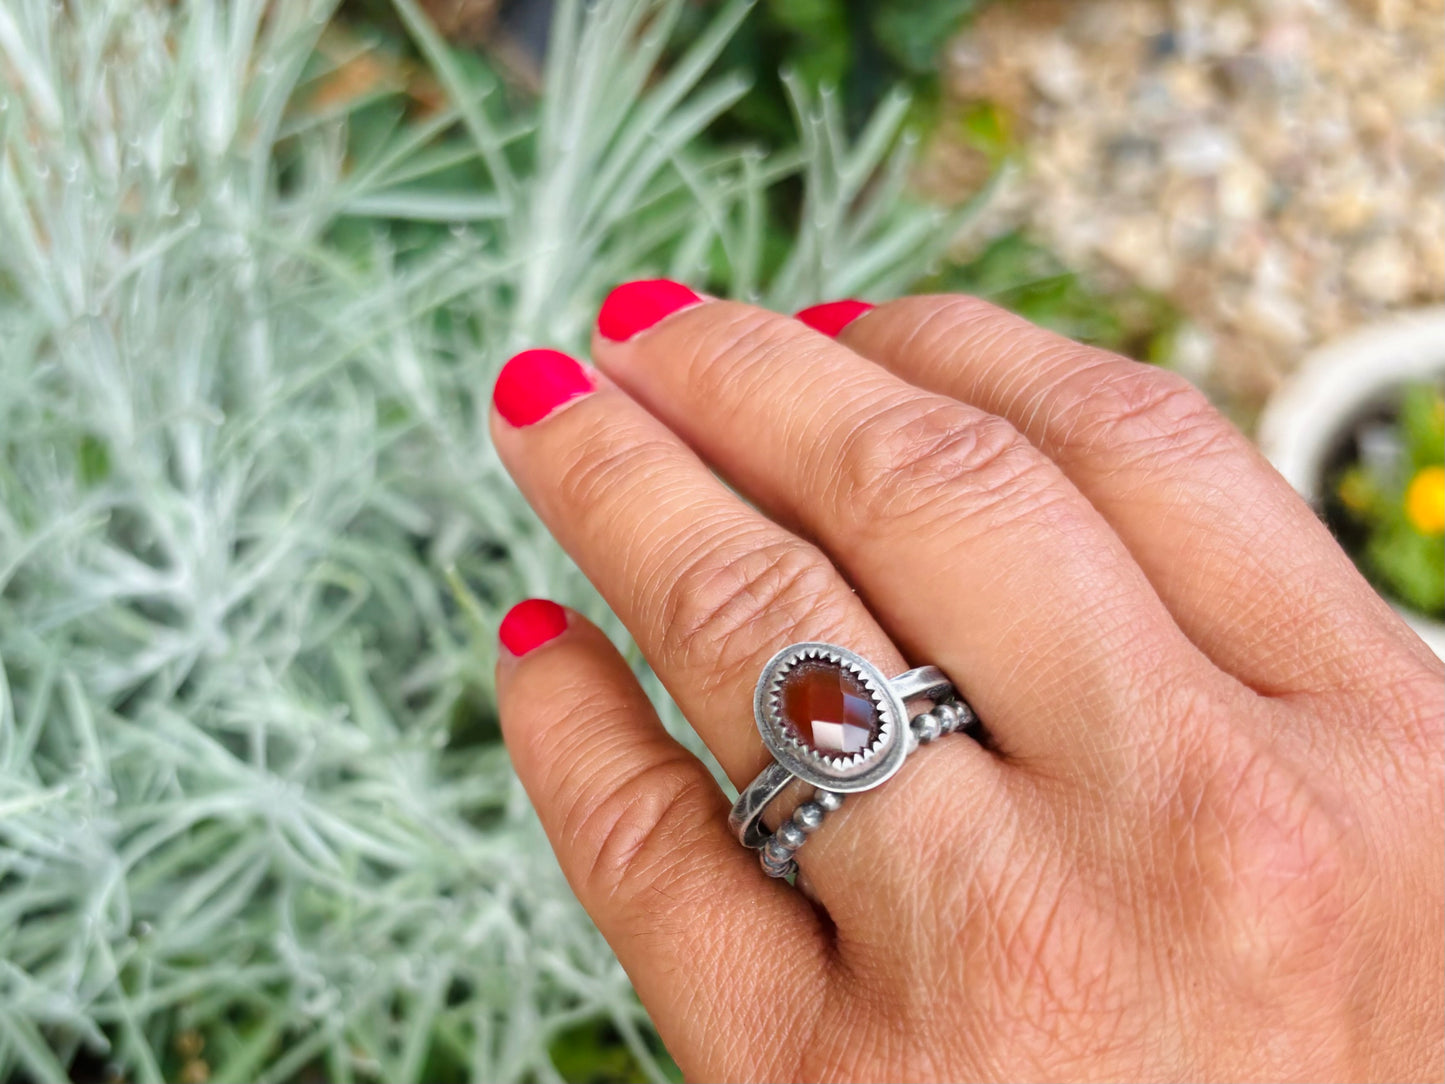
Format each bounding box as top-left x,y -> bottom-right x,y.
547,1019 -> 679,1084
926,231 -> 1182,360
1331,384 -> 1445,619
690,2 -> 1182,366
699,0 -> 981,142
0,0 -> 965,1080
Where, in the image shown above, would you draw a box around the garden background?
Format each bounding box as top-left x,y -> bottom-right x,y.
0,0 -> 1439,1081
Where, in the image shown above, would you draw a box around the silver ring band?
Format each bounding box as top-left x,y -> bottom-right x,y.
890,664 -> 954,704
729,644 -> 976,878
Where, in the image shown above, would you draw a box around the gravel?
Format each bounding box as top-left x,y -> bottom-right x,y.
925,0 -> 1445,417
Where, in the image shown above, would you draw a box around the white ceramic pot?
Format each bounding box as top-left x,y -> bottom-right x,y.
1258,308 -> 1445,659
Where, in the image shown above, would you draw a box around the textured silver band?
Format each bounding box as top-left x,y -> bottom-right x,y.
729,647 -> 976,879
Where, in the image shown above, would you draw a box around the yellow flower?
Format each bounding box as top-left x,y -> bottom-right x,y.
1405,465 -> 1445,535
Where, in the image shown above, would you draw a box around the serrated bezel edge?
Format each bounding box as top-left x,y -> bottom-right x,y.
763,646 -> 892,771
752,642 -> 911,793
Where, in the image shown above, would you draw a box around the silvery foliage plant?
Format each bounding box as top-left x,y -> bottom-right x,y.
0,0 -> 958,1078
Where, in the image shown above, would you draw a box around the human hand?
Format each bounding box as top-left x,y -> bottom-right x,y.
489,284 -> 1444,1082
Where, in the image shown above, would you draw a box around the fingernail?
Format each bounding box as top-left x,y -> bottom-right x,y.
499,599 -> 568,656
597,278 -> 703,342
494,348 -> 595,427
794,299 -> 874,338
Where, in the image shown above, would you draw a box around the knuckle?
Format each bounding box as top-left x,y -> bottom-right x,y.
566,757 -> 712,902
554,421 -> 676,513
658,537 -> 845,688
1088,678 -> 1226,799
679,304 -> 813,403
834,398 -> 1054,530
906,293 -> 1021,354
1055,362 -> 1237,466
1178,730 -> 1368,983
1149,673 -> 1231,756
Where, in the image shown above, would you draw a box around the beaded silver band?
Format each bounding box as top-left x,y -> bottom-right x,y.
729,643 -> 976,879
757,785 -> 845,878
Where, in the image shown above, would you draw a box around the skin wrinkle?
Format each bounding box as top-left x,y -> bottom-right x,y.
537,709 -> 690,839
546,713 -> 647,814
826,397 -> 1044,534
904,296 -> 1007,386
729,338 -> 829,442
974,567 -> 1187,766
1177,555 -> 1410,702
914,761 -> 1021,922
557,488 -> 751,633
925,789 -> 1036,957
650,529 -> 845,688
667,304 -> 826,420
1128,735 -> 1213,1065
1022,875 -> 1109,1020
657,535 -> 844,676
823,422 -> 1216,755
1359,667 -> 1445,758
575,760 -> 709,902
637,517 -> 781,665
1046,364 -> 1228,469
548,409 -> 669,512
791,996 -> 893,1084
971,853 -> 1106,1070
1061,434 -> 1345,673
1014,347 -> 1089,443
811,740 -> 1011,934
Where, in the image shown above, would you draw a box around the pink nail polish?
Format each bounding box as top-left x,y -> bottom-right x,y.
794,299 -> 874,338
499,599 -> 568,656
597,279 -> 703,342
494,349 -> 594,427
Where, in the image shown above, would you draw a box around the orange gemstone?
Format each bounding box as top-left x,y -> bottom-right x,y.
779,661 -> 880,755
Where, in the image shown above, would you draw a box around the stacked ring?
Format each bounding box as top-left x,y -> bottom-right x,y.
728,643 -> 976,878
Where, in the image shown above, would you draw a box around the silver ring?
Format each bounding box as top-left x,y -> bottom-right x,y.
728,642 -> 976,878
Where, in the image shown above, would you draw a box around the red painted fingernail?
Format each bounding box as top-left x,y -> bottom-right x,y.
499,599 -> 568,656
597,278 -> 703,342
494,348 -> 594,427
794,299 -> 874,338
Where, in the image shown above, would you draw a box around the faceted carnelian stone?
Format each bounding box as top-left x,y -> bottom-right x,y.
779,660 -> 880,756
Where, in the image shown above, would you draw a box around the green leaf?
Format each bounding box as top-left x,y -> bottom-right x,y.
1367,523 -> 1445,618
871,0 -> 979,75
927,232 -> 1179,356
955,99 -> 1015,166
550,1020 -> 670,1084
1400,382 -> 1445,471
339,188 -> 508,222
77,433 -> 110,487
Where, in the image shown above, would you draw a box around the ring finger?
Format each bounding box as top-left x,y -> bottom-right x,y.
489,347 -> 1008,909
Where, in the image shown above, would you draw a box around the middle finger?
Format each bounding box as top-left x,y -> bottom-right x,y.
592,284 -> 1221,773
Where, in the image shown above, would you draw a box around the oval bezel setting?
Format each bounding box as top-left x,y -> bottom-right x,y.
753,642 -> 910,792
